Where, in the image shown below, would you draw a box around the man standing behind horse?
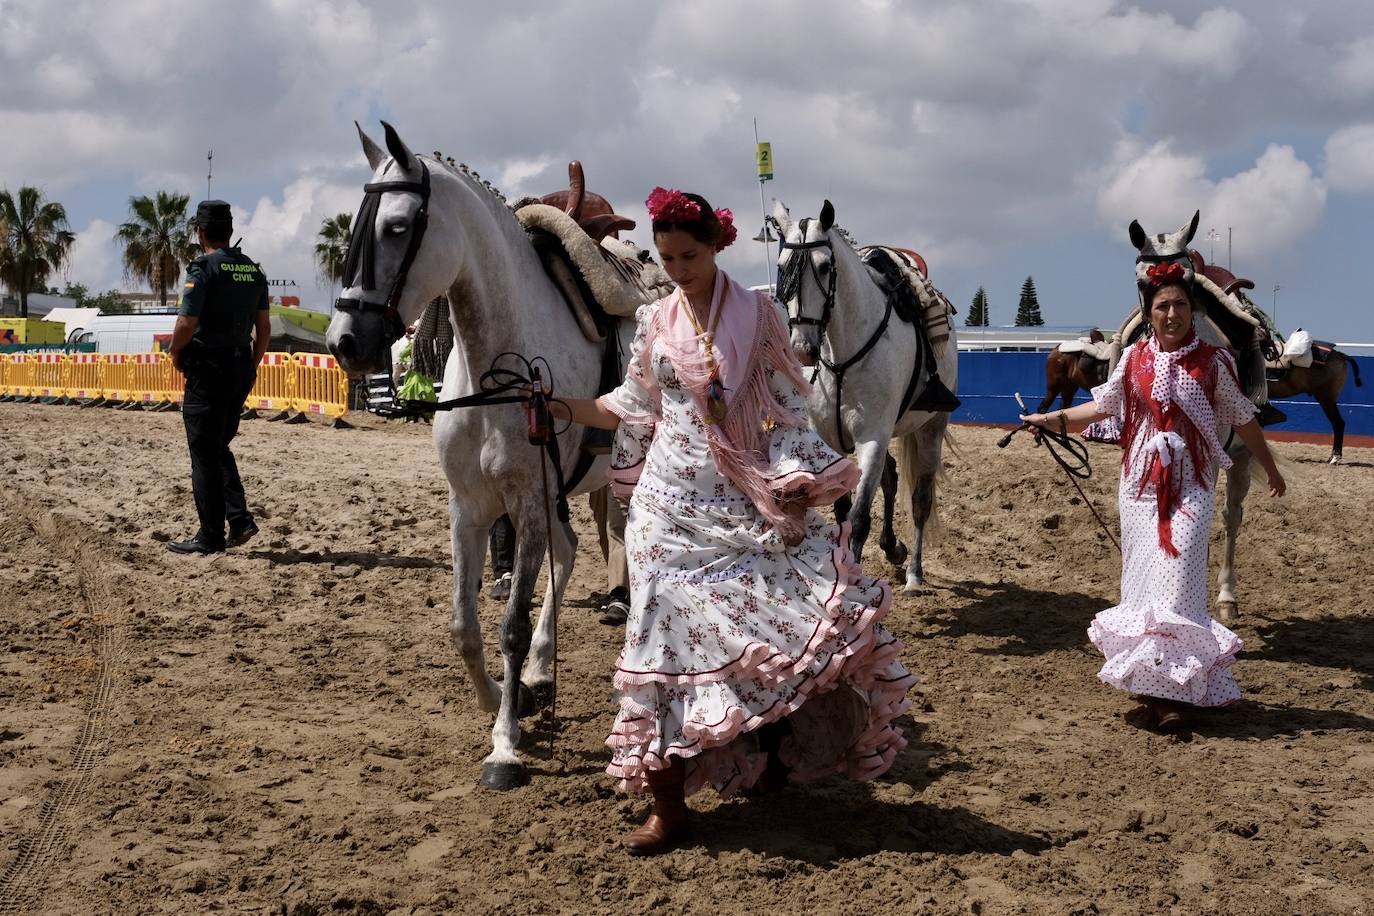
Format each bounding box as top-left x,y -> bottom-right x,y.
165,200 -> 270,555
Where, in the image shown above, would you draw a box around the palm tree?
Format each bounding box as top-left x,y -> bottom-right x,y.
0,186 -> 76,318
314,212 -> 352,313
114,191 -> 199,311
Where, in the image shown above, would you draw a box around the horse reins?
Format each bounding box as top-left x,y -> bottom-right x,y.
779,220 -> 931,454
999,406 -> 1121,553
335,158 -> 433,344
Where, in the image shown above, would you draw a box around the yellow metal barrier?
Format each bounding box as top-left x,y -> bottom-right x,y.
128,352 -> 167,405
5,353 -> 35,397
32,352 -> 68,399
246,352 -> 295,411
292,353 -> 349,417
100,354 -> 131,402
68,353 -> 104,400
0,350 -> 353,418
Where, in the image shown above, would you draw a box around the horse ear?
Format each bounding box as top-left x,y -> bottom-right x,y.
356,121 -> 386,171
819,199 -> 835,232
771,199 -> 791,231
380,120 -> 417,171
1182,209 -> 1200,245
1128,219 -> 1147,251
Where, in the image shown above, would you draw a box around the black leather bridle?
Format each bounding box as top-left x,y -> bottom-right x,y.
334,159 -> 432,344
777,217 -> 838,338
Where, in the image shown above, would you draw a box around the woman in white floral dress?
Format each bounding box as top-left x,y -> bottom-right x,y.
1021,263 -> 1285,731
546,188 -> 917,854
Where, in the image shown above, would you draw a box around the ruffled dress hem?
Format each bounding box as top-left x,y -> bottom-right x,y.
606,522 -> 917,797
1087,607 -> 1242,707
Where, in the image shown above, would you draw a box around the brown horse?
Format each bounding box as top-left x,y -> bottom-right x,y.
1036,330 -> 1109,413
1267,346 -> 1365,463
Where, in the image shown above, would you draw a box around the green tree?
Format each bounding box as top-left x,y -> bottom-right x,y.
965,286 -> 990,327
0,186 -> 76,318
114,191 -> 198,311
1014,275 -> 1044,327
314,212 -> 353,310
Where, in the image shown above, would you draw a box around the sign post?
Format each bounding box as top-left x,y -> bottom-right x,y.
754,119 -> 774,291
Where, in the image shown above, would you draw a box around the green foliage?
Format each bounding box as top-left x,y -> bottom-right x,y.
0,186 -> 76,318
965,286 -> 990,327
1014,275 -> 1044,327
314,212 -> 352,294
114,191 -> 198,311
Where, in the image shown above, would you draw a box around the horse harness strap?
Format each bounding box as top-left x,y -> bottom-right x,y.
782,227 -> 932,454
335,159 -> 433,343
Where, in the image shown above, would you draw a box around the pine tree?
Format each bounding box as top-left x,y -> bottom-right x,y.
965,286 -> 990,327
1014,275 -> 1044,327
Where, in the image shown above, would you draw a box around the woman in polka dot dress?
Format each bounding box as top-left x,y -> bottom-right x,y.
1021,262 -> 1284,729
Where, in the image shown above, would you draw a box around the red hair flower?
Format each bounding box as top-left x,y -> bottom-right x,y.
645,187 -> 701,223
713,207 -> 737,252
1145,261 -> 1187,286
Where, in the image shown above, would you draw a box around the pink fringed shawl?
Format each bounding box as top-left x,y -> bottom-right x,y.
641,271 -> 812,541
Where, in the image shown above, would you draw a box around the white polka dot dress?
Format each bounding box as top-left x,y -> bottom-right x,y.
1087,337 -> 1257,707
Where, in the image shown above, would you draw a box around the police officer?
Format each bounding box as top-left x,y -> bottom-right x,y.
165,200 -> 271,554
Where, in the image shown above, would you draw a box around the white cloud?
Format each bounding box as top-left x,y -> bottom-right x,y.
1094,140 -> 1326,257
65,218 -> 122,293
1329,34 -> 1374,96
236,175 -> 366,305
1325,123 -> 1374,191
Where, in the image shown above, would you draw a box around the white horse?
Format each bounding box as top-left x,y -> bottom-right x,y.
772,199 -> 957,593
327,123 -> 628,789
1121,210 -> 1268,622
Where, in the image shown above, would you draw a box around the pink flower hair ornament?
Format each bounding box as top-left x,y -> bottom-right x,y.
645,187 -> 738,252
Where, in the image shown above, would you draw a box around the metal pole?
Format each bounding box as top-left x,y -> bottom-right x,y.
1227,226 -> 1232,272
754,118 -> 773,292
207,149 -> 213,198
1272,284 -> 1280,329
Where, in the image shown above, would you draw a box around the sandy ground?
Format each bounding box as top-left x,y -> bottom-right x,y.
0,401 -> 1371,916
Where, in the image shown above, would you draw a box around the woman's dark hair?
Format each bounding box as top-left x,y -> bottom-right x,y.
1141,279 -> 1195,321
651,192 -> 722,248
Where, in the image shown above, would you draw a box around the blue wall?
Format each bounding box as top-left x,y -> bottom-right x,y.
954,351 -> 1374,438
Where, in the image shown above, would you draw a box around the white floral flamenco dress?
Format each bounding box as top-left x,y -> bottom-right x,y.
1087,334 -> 1257,706
596,271 -> 918,797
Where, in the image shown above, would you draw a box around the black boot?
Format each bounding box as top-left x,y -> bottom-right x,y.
909,375 -> 961,413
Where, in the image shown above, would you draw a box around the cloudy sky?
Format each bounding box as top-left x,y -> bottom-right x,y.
2,0 -> 1371,340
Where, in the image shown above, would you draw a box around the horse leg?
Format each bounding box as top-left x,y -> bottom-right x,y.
877,452 -> 908,567
902,417 -> 948,593
448,509 -> 501,713
1217,450 -> 1251,623
1321,397 -> 1345,464
1060,386 -> 1076,413
834,493 -> 852,525
521,515 -> 577,705
481,508 -> 548,790
846,438 -> 888,565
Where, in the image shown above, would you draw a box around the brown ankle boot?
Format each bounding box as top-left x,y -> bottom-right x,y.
623,760 -> 690,855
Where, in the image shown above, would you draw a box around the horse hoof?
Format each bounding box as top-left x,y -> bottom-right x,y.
479,761 -> 529,791
884,543 -> 909,567
1217,600 -> 1237,624
1330,455 -> 1342,465
525,681 -> 556,714
516,682 -> 540,719
902,579 -> 926,596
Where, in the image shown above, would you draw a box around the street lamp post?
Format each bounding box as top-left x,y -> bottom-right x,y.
1272,284 -> 1281,330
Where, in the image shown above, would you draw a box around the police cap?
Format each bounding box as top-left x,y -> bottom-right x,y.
190,200 -> 233,227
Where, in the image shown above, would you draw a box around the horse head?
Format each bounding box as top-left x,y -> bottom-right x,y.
773,198 -> 839,366
1127,209 -> 1200,292
327,122 -> 462,376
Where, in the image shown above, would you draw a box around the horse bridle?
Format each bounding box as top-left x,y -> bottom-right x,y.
778,217 -> 838,338
776,218 -> 923,454
334,158 -> 432,344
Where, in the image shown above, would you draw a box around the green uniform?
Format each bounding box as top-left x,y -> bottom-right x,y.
177,246 -> 269,350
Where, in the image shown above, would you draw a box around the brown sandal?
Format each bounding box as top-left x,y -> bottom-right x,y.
1149,699 -> 1186,732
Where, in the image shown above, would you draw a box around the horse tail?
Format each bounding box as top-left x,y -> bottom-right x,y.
894,421 -> 950,547
1344,351 -> 1364,388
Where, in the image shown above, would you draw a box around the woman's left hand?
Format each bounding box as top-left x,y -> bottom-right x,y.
1266,468 -> 1286,498
778,489 -> 808,546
